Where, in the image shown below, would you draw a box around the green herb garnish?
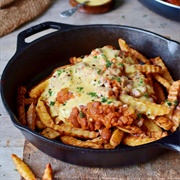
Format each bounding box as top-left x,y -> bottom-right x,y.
87,92 -> 98,98
50,101 -> 55,106
79,111 -> 86,118
57,69 -> 65,76
48,89 -> 52,96
101,97 -> 108,103
137,113 -> 142,119
76,87 -> 83,92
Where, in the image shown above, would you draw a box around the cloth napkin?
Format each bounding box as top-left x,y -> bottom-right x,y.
0,0 -> 53,37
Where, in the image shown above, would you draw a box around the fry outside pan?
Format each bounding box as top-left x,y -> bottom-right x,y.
1,22 -> 180,167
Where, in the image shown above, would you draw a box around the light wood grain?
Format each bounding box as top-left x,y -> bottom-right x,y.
1,0 -> 180,179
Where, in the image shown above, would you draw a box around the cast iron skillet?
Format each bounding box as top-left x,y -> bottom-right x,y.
138,0 -> 180,21
1,22 -> 180,167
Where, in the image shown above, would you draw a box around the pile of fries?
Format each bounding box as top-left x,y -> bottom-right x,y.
17,38 -> 180,149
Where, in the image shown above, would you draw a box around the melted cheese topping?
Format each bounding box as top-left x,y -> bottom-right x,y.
40,45 -> 154,122
76,0 -> 111,6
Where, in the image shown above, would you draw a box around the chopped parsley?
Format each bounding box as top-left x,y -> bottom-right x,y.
50,101 -> 55,106
144,93 -> 149,98
94,56 -> 97,59
48,89 -> 52,96
116,77 -> 121,82
119,63 -> 124,67
87,92 -> 98,98
105,60 -> 113,68
165,100 -> 172,106
97,69 -> 101,75
57,69 -> 65,76
137,113 -> 142,119
76,87 -> 84,92
101,97 -> 108,103
79,111 -> 86,118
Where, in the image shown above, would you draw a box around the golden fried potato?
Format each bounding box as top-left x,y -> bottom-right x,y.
11,154 -> 36,180
27,103 -> 36,130
110,128 -> 124,147
60,135 -> 102,149
17,86 -> 27,125
42,163 -> 53,180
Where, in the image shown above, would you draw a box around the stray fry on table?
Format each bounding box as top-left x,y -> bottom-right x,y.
12,154 -> 53,180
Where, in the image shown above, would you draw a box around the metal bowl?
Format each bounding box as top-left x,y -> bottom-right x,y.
138,0 -> 180,21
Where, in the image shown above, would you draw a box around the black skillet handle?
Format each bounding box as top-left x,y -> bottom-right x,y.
16,22 -> 77,53
155,129 -> 180,152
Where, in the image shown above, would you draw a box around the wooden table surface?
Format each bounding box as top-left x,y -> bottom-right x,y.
0,0 -> 180,179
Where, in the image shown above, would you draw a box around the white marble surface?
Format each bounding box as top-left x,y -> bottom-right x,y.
0,0 -> 180,179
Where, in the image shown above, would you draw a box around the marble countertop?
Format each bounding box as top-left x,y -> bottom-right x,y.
0,0 -> 179,179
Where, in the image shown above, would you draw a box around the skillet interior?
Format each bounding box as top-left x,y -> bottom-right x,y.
1,22 -> 180,167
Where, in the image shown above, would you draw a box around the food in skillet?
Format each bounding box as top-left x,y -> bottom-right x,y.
164,0 -> 180,6
17,38 -> 180,149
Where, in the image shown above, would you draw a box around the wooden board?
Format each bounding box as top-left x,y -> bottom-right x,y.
21,140 -> 180,179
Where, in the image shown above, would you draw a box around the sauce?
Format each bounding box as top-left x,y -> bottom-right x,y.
76,0 -> 111,6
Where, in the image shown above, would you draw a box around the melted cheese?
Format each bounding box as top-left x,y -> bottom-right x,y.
40,45 -> 154,122
76,0 -> 111,6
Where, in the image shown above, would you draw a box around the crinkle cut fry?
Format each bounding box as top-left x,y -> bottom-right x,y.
42,163 -> 53,180
54,123 -> 99,139
60,135 -> 102,149
122,134 -> 156,146
41,127 -> 61,139
171,103 -> 180,131
118,38 -> 149,64
17,86 -> 27,125
11,154 -> 36,180
110,128 -> 124,147
29,79 -> 49,99
27,102 -> 36,130
36,99 -> 55,128
120,94 -> 170,119
135,64 -> 162,74
153,74 -> 171,90
150,56 -> 173,83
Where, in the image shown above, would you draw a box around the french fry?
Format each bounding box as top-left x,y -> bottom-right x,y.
60,135 -> 102,149
171,103 -> 180,131
150,57 -> 173,83
35,117 -> 46,130
135,64 -> 162,74
120,94 -> 170,119
11,154 -> 36,180
153,80 -> 166,103
36,99 -> 55,128
42,163 -> 53,180
17,86 -> 27,125
165,80 -> 180,116
154,116 -> 174,131
41,127 -> 61,139
29,79 -> 49,98
143,118 -> 163,133
24,98 -> 37,105
27,103 -> 36,130
117,125 -> 143,134
154,74 -> 171,90
118,38 -> 149,63
54,123 -> 99,139
123,134 -> 156,146
110,128 -> 124,147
